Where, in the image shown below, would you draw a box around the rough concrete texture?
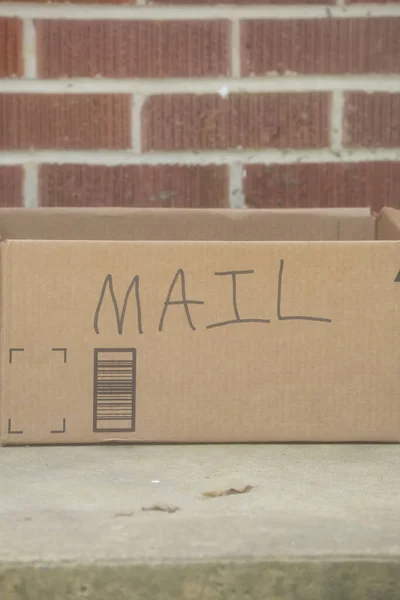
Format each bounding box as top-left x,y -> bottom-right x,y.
0,445 -> 400,599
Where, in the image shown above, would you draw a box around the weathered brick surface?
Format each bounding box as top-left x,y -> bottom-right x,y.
0,95 -> 131,150
241,19 -> 400,76
152,0 -> 333,4
244,163 -> 400,211
0,166 -> 23,207
39,164 -> 229,207
37,20 -> 231,78
0,18 -> 23,78
1,2 -> 398,211
344,93 -> 400,148
142,93 -> 330,151
346,0 -> 400,3
0,0 -> 136,4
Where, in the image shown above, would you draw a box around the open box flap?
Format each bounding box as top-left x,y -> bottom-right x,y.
0,207 -> 374,242
377,208 -> 400,240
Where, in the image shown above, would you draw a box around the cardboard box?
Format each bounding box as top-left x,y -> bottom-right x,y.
0,206 -> 399,445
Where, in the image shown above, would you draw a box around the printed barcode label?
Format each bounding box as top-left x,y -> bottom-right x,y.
93,348 -> 136,432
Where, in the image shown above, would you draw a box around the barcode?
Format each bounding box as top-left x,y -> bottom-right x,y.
93,348 -> 136,432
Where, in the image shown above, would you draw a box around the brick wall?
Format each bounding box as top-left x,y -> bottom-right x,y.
0,1 -> 400,210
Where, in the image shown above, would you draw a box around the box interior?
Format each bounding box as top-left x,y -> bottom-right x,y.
0,207 -> 399,243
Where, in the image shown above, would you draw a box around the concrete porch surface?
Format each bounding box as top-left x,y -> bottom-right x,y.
0,444 -> 399,599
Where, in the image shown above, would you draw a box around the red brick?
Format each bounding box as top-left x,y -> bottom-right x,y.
347,0 -> 400,3
0,166 -> 23,207
39,164 -> 229,208
241,19 -> 400,76
0,0 -> 136,3
142,93 -> 330,151
152,0 -> 332,4
0,95 -> 131,150
37,20 -> 230,78
0,18 -> 23,77
244,163 -> 400,212
344,93 -> 400,148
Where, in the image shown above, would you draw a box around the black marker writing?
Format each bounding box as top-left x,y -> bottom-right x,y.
277,259 -> 331,323
94,274 -> 143,335
207,270 -> 270,329
159,269 -> 204,332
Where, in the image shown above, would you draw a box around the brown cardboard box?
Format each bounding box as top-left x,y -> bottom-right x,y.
1,207 -> 399,445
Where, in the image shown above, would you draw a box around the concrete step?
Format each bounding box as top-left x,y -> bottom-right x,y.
1,445 -> 399,599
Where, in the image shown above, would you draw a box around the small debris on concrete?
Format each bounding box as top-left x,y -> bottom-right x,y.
113,512 -> 134,518
142,504 -> 180,514
202,485 -> 255,499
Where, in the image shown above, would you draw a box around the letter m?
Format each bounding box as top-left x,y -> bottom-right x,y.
94,274 -> 143,335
